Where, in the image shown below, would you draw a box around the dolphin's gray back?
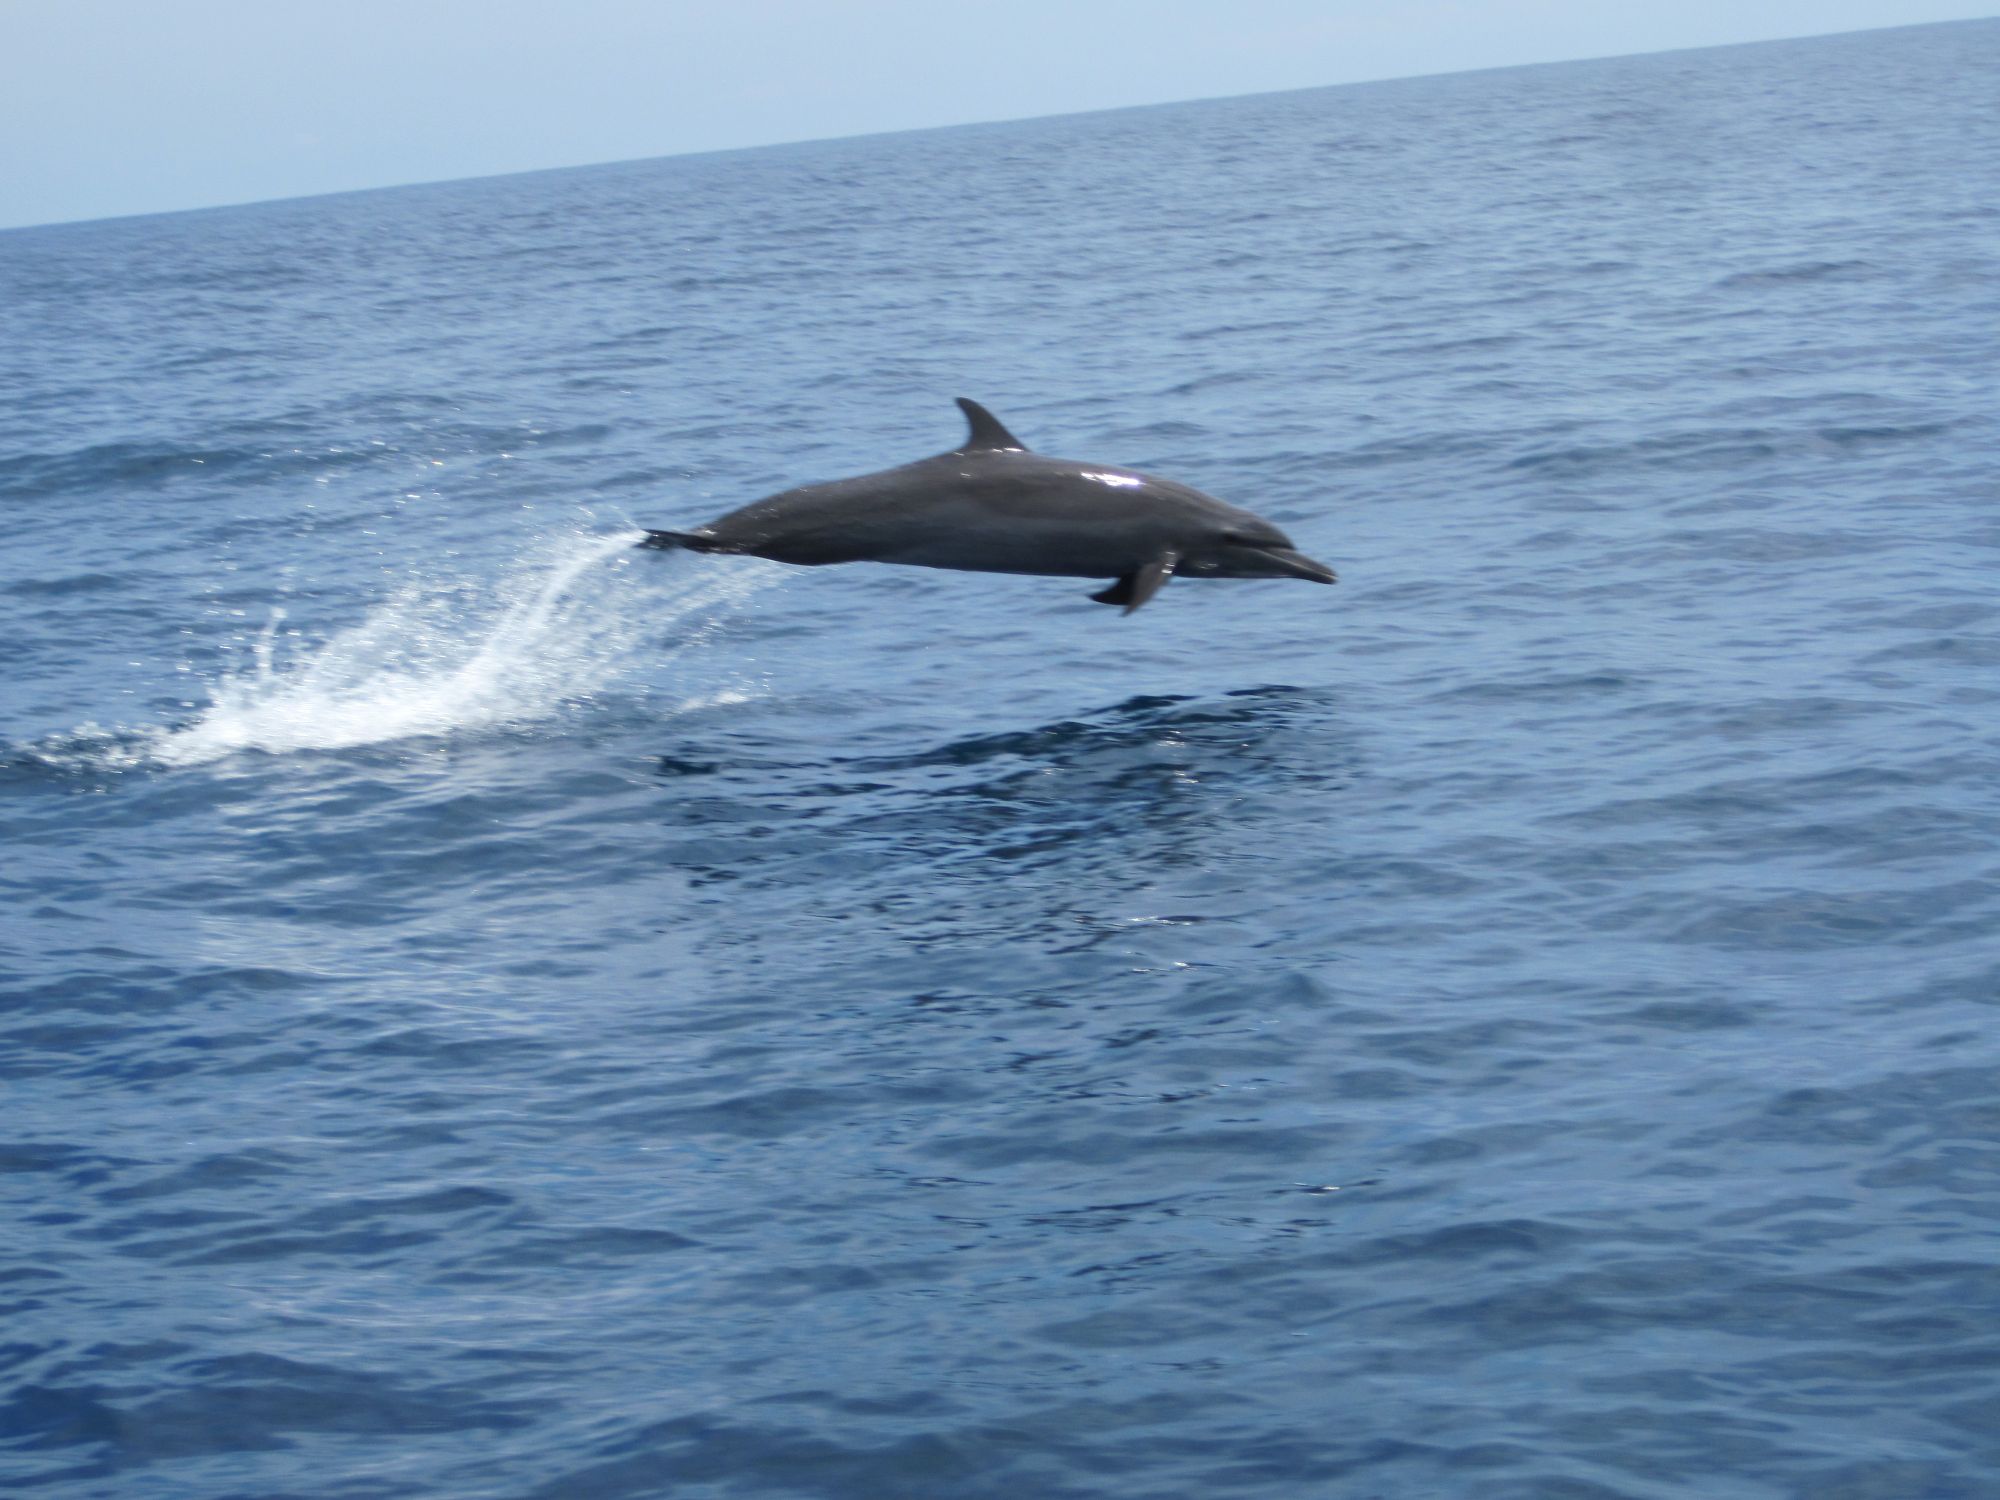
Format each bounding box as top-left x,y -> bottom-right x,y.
651,396 -> 1335,607
700,451 -> 1284,578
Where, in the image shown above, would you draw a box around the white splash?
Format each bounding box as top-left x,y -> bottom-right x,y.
151,529 -> 763,766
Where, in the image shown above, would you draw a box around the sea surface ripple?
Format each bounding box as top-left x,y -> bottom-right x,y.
3,21 -> 1999,1499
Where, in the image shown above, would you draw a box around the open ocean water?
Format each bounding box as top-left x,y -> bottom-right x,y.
4,19 -> 1999,1499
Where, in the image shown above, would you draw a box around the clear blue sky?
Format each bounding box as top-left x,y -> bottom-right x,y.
2,0 -> 1993,231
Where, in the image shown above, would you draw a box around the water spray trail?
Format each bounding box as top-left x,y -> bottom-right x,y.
151,529 -> 764,766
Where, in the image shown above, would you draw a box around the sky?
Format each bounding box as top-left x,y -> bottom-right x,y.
2,0 -> 1994,231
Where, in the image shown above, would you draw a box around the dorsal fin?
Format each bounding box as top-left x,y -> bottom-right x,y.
954,397 -> 1029,453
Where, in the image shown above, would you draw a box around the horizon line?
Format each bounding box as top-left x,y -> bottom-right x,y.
2,15 -> 1983,237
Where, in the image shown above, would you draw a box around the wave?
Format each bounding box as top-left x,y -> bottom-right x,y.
1711,258 -> 1879,290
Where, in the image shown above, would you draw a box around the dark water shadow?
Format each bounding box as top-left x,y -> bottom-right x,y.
647,684 -> 1359,892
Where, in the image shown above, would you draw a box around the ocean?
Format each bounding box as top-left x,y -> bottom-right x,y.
3,19 -> 1998,1499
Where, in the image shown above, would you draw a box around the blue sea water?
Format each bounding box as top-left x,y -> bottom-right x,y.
4,18 -> 2000,1498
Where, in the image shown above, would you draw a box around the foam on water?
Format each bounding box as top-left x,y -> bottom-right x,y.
151,529 -> 763,765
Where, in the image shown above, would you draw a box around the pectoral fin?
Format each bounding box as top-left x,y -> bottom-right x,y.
1088,552 -> 1178,615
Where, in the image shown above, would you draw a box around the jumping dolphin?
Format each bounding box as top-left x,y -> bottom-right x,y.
640,398 -> 1336,614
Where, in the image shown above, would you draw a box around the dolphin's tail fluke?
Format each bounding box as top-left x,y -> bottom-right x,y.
638,528 -> 712,551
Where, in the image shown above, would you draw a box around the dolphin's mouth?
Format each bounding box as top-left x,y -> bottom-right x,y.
1191,545 -> 1335,584
1257,547 -> 1337,585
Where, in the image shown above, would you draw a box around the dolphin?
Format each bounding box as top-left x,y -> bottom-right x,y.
640,398 -> 1336,614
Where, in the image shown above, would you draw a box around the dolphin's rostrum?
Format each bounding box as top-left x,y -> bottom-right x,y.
641,399 -> 1336,614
